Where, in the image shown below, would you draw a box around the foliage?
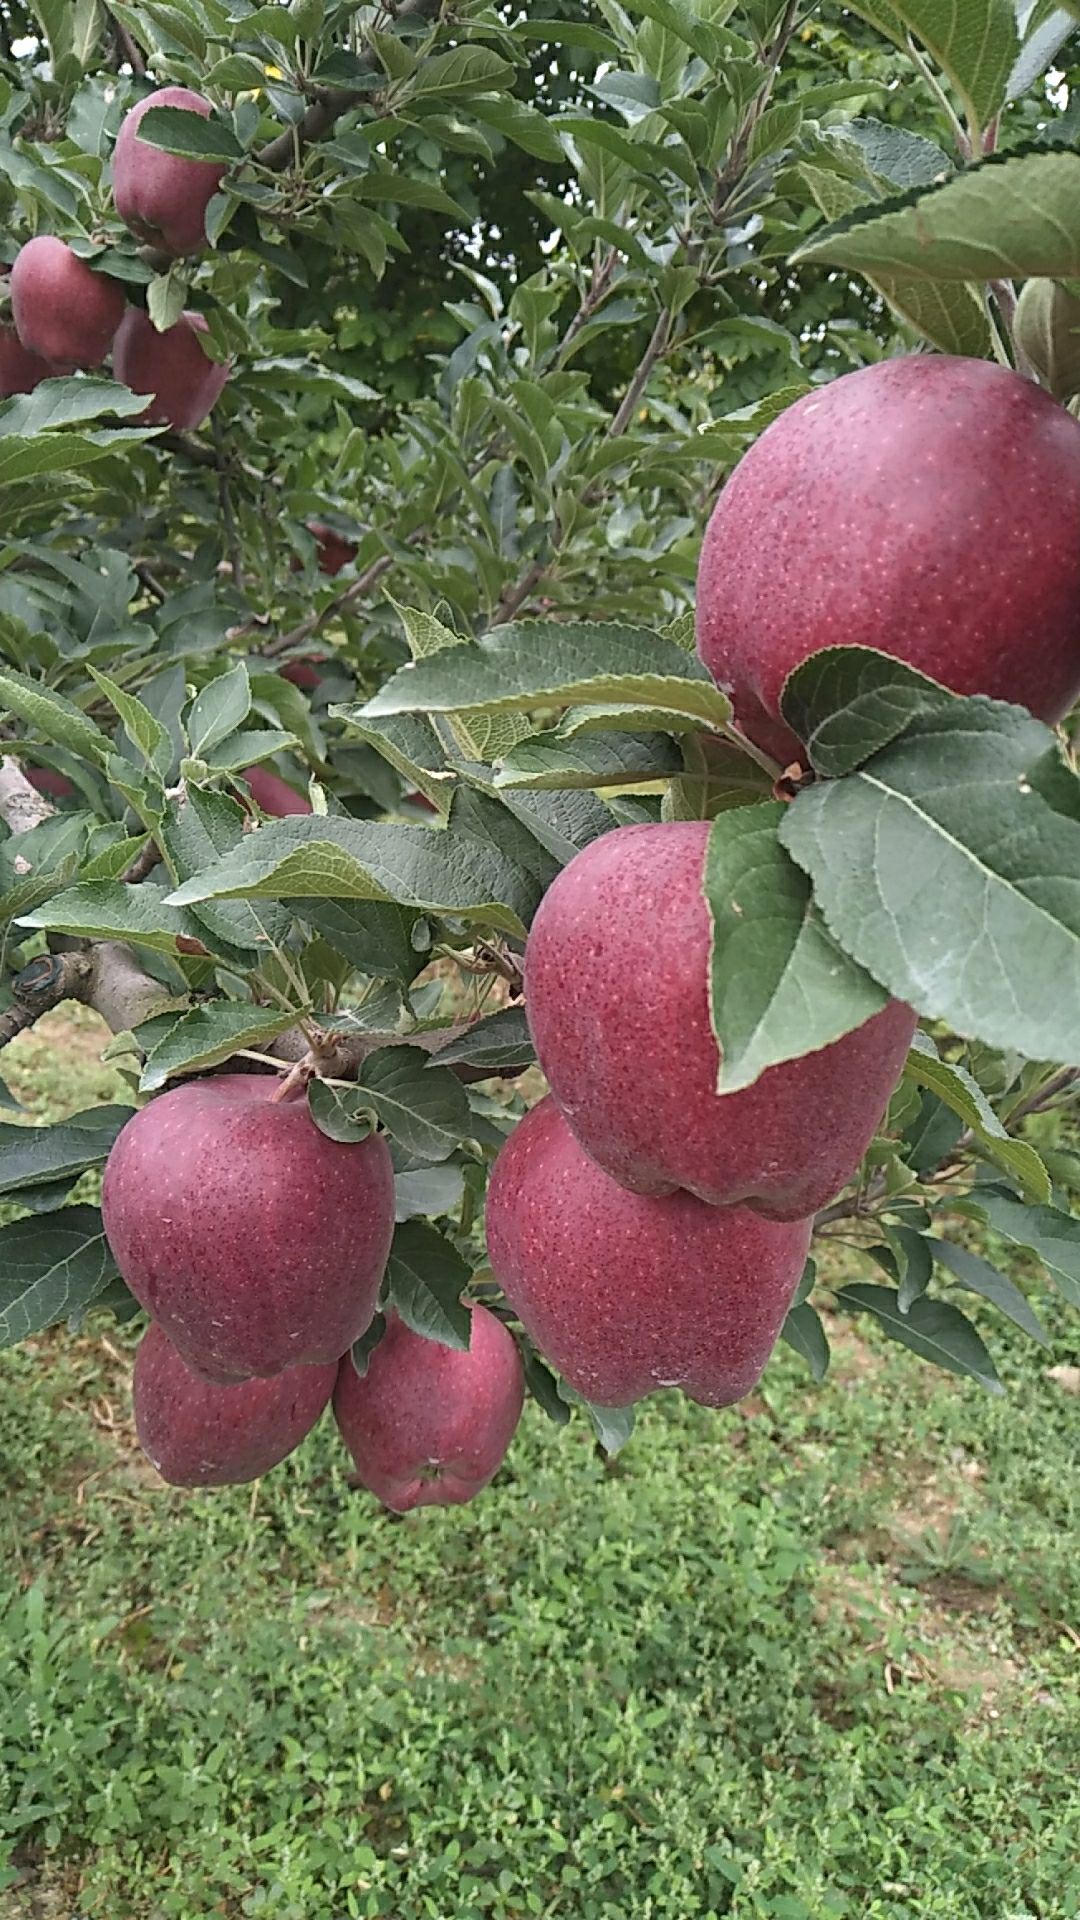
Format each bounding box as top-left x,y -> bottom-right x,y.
0,0 -> 1078,1433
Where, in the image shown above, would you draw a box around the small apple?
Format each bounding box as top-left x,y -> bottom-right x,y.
134,1319 -> 336,1487
102,1074 -> 395,1382
333,1305 -> 525,1511
241,764 -> 312,816
525,821 -> 916,1220
11,237 -> 126,371
0,324 -> 52,396
486,1098 -> 811,1408
113,87 -> 225,257
112,308 -> 229,430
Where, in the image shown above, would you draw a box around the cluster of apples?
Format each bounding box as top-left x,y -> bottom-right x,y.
488,351 -> 1080,1408
2,87 -> 228,428
102,1075 -> 525,1509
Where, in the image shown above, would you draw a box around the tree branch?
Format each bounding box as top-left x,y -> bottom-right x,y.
255,0 -> 442,172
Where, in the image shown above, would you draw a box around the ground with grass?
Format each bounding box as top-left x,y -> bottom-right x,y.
0,1013 -> 1077,1920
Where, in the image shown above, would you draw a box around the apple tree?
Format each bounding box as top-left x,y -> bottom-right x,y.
0,0 -> 1079,1500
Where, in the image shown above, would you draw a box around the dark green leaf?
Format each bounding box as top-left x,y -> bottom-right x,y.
931,1238 -> 1049,1345
359,1046 -> 472,1161
0,1206 -> 118,1350
385,1219 -> 472,1348
0,1107 -> 131,1197
780,1302 -> 830,1381
835,1284 -> 1004,1392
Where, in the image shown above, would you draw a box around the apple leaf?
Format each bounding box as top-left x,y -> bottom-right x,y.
135,103 -> 244,164
779,702 -> 1080,1065
494,726 -> 681,790
780,1302 -> 830,1381
139,1005 -> 300,1093
335,709 -> 455,818
704,801 -> 889,1093
834,1284 -> 1004,1392
779,646 -> 958,776
0,1206 -> 119,1350
846,0 -> 1017,141
88,667 -> 173,777
164,814 -> 546,936
904,1031 -> 1050,1204
16,880 -> 223,958
385,1220 -> 472,1349
0,666 -> 112,765
0,1107 -> 131,1196
307,1079 -> 376,1144
393,1165 -> 466,1221
424,1008 -> 535,1073
969,1185 -> 1080,1310
303,900 -> 427,982
349,1311 -> 387,1378
161,788 -> 291,957
357,619 -> 734,732
358,1047 -> 472,1161
793,147 -> 1080,285
930,1238 -> 1049,1345
186,663 -> 252,760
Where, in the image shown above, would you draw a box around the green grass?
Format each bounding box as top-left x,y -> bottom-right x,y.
0,1017 -> 1078,1920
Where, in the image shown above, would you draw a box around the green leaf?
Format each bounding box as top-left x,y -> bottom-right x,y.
135,103 -> 243,163
794,147 -> 1080,284
165,814 -> 548,937
334,709 -> 454,818
385,1219 -> 472,1349
561,1387 -> 635,1455
780,647 -> 958,778
360,620 -> 733,732
139,1005 -> 299,1093
307,1078 -> 376,1145
970,1185 -> 1080,1310
930,1238 -> 1049,1346
704,801 -> 890,1093
410,46 -> 514,98
848,0 -> 1017,140
187,663 -> 252,759
17,880 -> 216,958
0,666 -> 111,765
0,1107 -> 131,1198
358,1046 -> 472,1162
88,667 -> 173,777
349,1310 -> 387,1378
494,726 -> 681,790
0,1206 -> 118,1350
904,1031 -> 1051,1204
394,1164 -> 466,1222
425,1008 -> 534,1073
160,787 -> 290,958
780,1302 -> 830,1382
779,700 -> 1080,1066
885,1224 -> 933,1311
834,1284 -> 1004,1392
302,900 -> 425,983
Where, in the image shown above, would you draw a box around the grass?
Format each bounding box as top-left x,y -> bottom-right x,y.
0,1015 -> 1078,1920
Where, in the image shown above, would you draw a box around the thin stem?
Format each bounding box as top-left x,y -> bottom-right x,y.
905,35 -> 970,159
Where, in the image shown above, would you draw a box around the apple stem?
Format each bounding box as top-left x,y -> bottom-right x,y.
269,1057 -> 316,1104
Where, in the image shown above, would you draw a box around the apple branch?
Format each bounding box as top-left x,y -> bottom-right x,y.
255,0 -> 443,173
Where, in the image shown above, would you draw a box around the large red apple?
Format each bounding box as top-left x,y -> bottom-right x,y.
112,87 -> 225,257
10,237 -> 126,370
102,1074 -> 395,1383
486,1098 -> 811,1408
0,323 -> 52,396
112,308 -> 229,430
333,1305 -> 524,1511
134,1320 -> 336,1487
696,355 -> 1080,765
525,822 -> 916,1221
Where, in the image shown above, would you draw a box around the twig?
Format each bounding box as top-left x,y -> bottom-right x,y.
255,0 -> 441,172
119,839 -> 163,885
108,8 -> 146,75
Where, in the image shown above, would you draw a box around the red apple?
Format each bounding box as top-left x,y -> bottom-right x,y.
486,1098 -> 811,1408
295,522 -> 358,576
696,356 -> 1080,764
112,87 -> 225,257
102,1074 -> 395,1382
0,323 -> 52,396
280,656 -> 326,691
24,765 -> 75,799
333,1305 -> 525,1511
134,1320 -> 336,1487
112,308 -> 229,430
11,237 -> 126,371
525,821 -> 916,1221
241,764 -> 312,816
